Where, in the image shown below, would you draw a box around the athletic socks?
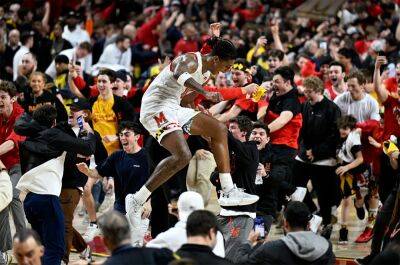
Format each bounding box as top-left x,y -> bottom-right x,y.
367,208 -> 378,228
134,186 -> 152,205
219,173 -> 234,192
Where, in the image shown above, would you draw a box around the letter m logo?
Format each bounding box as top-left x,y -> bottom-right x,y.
153,112 -> 167,127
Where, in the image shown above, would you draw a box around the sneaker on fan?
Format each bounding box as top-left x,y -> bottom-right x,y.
79,246 -> 93,262
290,187 -> 307,202
125,194 -> 143,229
218,185 -> 259,206
83,223 -> 100,243
309,214 -> 322,233
0,252 -> 11,265
355,227 -> 373,243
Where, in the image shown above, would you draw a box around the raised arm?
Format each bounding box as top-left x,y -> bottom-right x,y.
373,56 -> 389,103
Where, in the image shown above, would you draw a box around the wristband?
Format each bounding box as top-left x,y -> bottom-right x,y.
177,72 -> 192,86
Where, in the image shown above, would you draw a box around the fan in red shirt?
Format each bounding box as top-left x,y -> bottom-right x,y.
173,23 -> 200,57
0,82 -> 25,170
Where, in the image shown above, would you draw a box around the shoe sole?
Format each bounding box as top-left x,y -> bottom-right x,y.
218,197 -> 259,206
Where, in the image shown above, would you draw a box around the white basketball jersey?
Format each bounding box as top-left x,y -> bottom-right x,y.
141,52 -> 210,115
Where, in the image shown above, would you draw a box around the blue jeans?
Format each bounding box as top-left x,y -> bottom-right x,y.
24,193 -> 65,265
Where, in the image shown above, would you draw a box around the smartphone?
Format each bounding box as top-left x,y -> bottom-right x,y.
319,42 -> 327,50
388,63 -> 396,78
254,217 -> 265,240
77,116 -> 84,130
75,61 -> 81,66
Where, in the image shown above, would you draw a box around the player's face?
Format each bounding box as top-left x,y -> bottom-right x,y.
249,128 -> 269,150
213,58 -> 234,75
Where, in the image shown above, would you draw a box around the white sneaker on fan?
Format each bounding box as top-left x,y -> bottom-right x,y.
218,185 -> 259,206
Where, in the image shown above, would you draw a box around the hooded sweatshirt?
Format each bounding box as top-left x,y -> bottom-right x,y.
235,231 -> 335,265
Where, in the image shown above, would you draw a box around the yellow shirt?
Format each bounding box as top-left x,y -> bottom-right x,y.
92,96 -> 119,154
246,47 -> 269,71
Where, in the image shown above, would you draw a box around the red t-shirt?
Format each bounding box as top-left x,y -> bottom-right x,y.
173,39 -> 199,56
383,95 -> 400,140
0,103 -> 25,169
264,89 -> 302,149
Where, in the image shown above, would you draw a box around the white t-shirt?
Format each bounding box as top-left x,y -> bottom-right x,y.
338,131 -> 362,164
334,92 -> 380,122
62,25 -> 90,47
98,43 -> 132,70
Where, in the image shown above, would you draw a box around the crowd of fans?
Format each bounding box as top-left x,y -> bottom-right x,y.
1,0 -> 400,264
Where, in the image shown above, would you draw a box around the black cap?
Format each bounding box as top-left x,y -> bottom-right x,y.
55,54 -> 70,64
66,10 -> 79,19
115,70 -> 128,82
67,98 -> 91,111
21,30 -> 35,43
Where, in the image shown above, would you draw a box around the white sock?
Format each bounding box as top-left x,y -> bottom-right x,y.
134,186 -> 152,205
219,173 -> 234,192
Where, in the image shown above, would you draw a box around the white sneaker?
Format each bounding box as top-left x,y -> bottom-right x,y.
83,223 -> 100,243
0,252 -> 11,265
132,218 -> 150,247
79,246 -> 93,262
218,185 -> 259,206
290,187 -> 307,202
125,194 -> 143,227
309,214 -> 322,233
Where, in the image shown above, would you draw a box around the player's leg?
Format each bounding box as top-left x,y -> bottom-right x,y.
189,112 -> 259,206
145,130 -> 192,191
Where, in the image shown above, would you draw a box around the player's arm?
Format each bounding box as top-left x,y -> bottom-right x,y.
172,54 -> 223,102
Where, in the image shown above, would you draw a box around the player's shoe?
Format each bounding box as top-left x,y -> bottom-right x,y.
83,223 -> 100,243
218,185 -> 259,206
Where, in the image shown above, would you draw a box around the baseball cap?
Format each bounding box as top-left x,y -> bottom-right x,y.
171,0 -> 181,6
115,70 -> 128,82
55,54 -> 70,64
177,191 -> 204,222
67,98 -> 91,111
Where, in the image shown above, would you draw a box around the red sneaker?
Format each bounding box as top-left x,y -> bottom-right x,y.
355,227 -> 373,243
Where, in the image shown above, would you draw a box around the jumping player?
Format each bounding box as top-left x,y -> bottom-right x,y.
126,38 -> 259,232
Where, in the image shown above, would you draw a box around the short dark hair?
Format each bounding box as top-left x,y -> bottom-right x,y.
329,61 -> 345,73
115,35 -> 130,44
98,68 -> 117,83
229,116 -> 253,135
338,48 -> 353,59
268,49 -> 284,61
78,41 -> 92,53
284,201 -> 312,230
186,210 -> 218,237
211,38 -> 237,61
13,229 -> 42,245
98,210 -> 131,246
252,122 -> 269,135
337,115 -> 357,130
347,70 -> 366,85
274,66 -> 295,85
118,121 -> 141,134
0,81 -> 17,97
32,105 -> 57,128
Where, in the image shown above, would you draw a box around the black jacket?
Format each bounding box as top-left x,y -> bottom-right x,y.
211,132 -> 259,213
61,124 -> 108,189
14,113 -> 96,175
298,97 -> 341,162
103,245 -> 173,265
236,231 -> 335,265
176,244 -> 232,265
